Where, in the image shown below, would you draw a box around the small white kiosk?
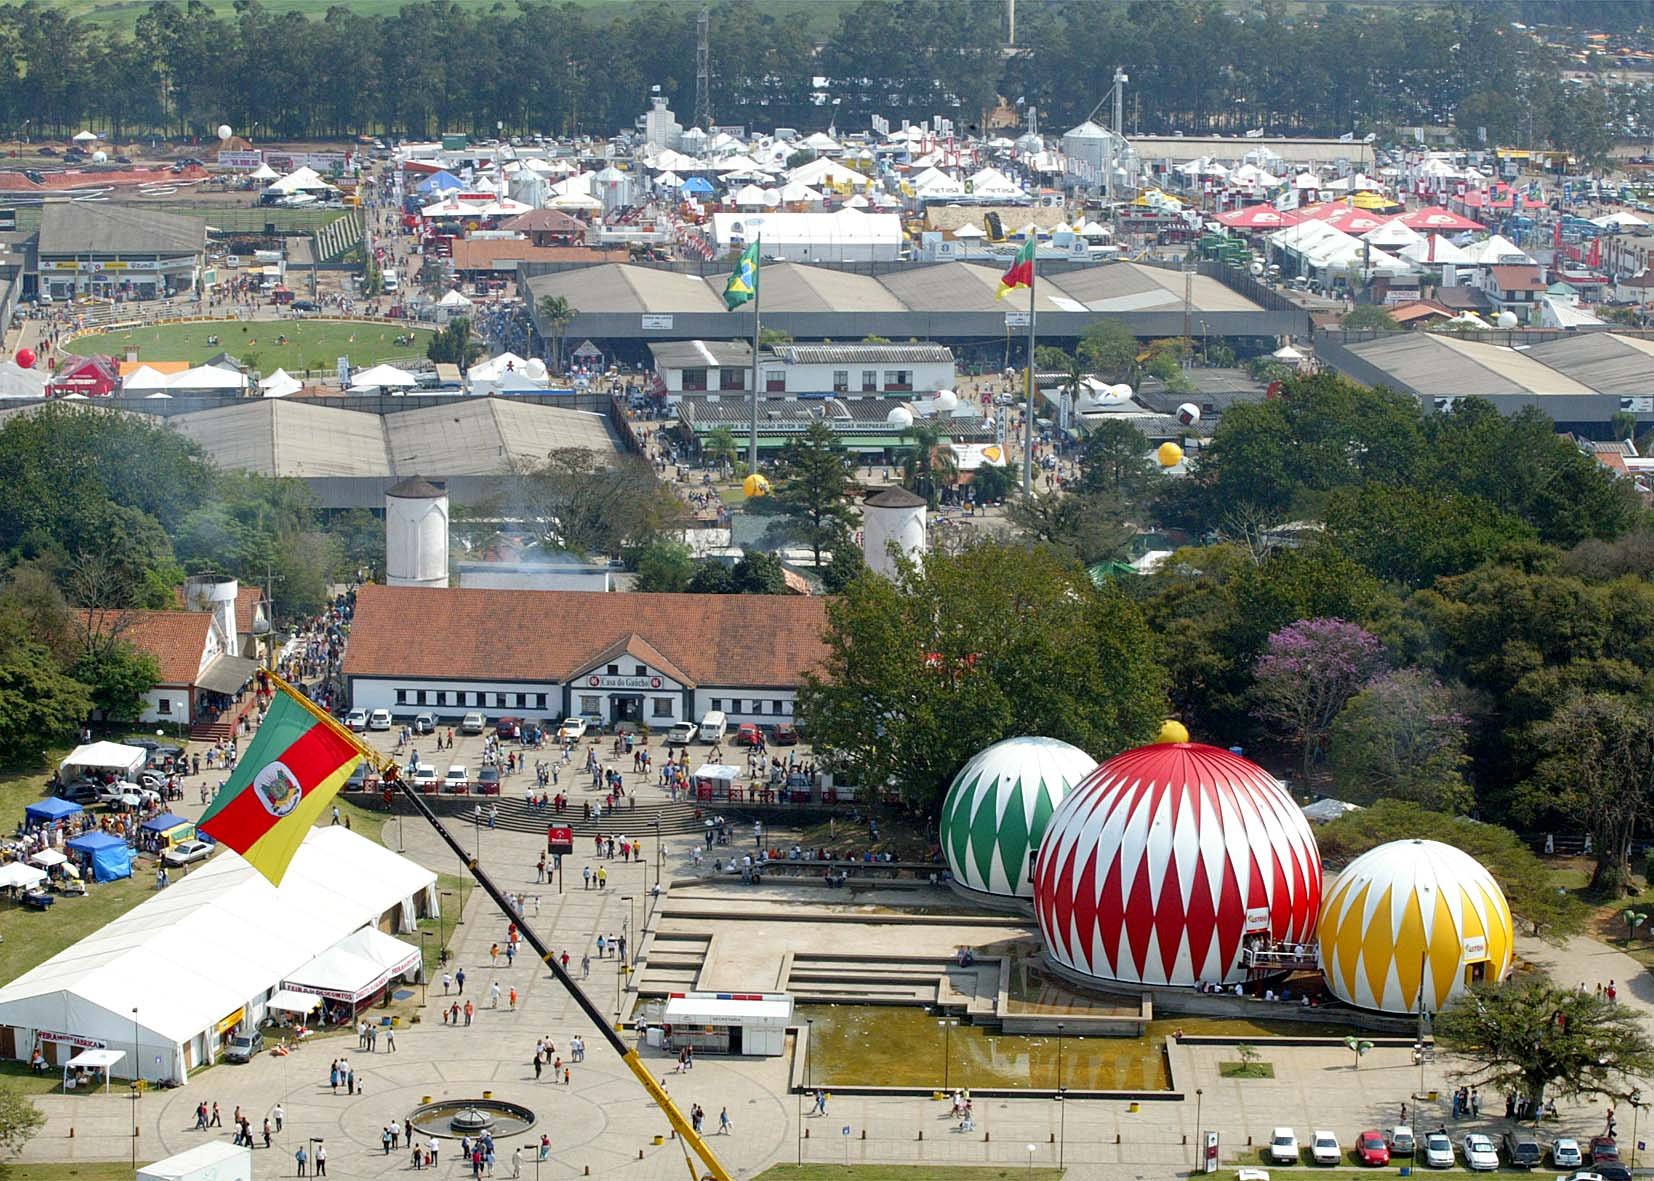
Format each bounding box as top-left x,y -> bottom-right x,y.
657,992 -> 792,1056
138,1142 -> 252,1181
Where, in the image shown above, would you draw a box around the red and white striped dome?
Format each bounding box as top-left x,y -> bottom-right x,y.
1034,743 -> 1322,988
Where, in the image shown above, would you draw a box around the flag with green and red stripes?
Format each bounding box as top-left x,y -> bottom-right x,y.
199,688 -> 364,886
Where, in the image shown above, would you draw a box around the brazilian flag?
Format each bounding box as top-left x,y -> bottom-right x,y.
723,242 -> 759,311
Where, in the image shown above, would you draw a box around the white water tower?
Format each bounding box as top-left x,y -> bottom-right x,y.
862,486 -> 927,579
385,477 -> 449,588
184,574 -> 239,643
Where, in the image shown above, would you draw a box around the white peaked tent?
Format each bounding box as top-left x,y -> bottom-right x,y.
1362,220 -> 1423,250
965,167 -> 1026,198
436,289 -> 473,309
258,369 -> 302,399
249,163 -> 279,181
347,363 -> 418,390
732,184 -> 772,208
0,361 -> 48,400
265,166 -> 338,195
1401,235 -> 1472,265
786,156 -> 869,189
952,223 -> 985,239
778,181 -> 823,204
169,365 -> 248,393
121,366 -> 172,393
1458,234 -> 1535,266
73,130 -> 99,143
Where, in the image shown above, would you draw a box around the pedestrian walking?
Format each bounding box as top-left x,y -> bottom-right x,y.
295,1146 -> 308,1177
273,1103 -> 284,1133
719,1107 -> 732,1135
443,972 -> 452,995
490,980 -> 502,1008
456,968 -> 466,994
386,1027 -> 396,1052
315,1144 -> 327,1176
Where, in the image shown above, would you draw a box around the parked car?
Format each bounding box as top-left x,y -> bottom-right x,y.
1462,1133 -> 1499,1171
1553,1139 -> 1584,1168
771,721 -> 799,745
222,1030 -> 263,1063
291,298 -> 317,311
368,708 -> 393,731
1355,1130 -> 1390,1167
495,717 -> 522,740
665,721 -> 697,746
1310,1130 -> 1341,1166
460,712 -> 485,735
346,709 -> 368,732
344,764 -> 370,791
1504,1130 -> 1544,1169
54,781 -> 101,805
163,839 -> 215,867
1387,1126 -> 1415,1156
558,717 -> 589,742
475,767 -> 501,795
443,765 -> 469,793
1268,1128 -> 1300,1165
1591,1138 -> 1620,1165
735,722 -> 763,747
410,766 -> 440,793
136,769 -> 173,791
1422,1132 -> 1455,1169
413,712 -> 436,734
97,782 -> 159,809
1596,1165 -> 1632,1181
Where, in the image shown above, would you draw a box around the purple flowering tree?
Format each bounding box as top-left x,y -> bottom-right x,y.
1250,617 -> 1385,786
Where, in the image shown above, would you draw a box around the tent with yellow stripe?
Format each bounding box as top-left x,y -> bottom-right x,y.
1316,838 -> 1513,1014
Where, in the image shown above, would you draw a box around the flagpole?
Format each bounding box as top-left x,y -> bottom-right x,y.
748,236 -> 761,474
1023,244 -> 1038,495
252,672 -> 737,1181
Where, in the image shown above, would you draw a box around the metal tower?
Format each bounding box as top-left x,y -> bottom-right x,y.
694,2 -> 713,130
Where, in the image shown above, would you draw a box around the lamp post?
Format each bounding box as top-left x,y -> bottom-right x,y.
439,890 -> 454,960
1025,1143 -> 1037,1181
1194,1087 -> 1204,1171
1055,1021 -> 1064,1091
621,895 -> 636,965
1057,1087 -> 1067,1168
1631,1090 -> 1643,1168
523,1143 -> 540,1181
130,1006 -> 140,1171
418,931 -> 431,1005
937,1017 -> 956,1091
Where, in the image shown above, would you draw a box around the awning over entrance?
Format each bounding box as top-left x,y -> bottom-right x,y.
267,989 -> 323,1015
281,927 -> 421,1004
195,655 -> 259,696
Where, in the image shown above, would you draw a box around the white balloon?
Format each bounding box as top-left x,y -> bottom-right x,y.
217,124 -> 233,140
933,390 -> 959,411
886,405 -> 914,427
1176,402 -> 1201,426
91,150 -> 107,164
1496,310 -> 1518,328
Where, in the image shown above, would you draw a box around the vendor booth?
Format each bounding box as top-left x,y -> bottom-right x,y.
140,814 -> 196,850
0,862 -> 47,891
62,1047 -> 124,1093
66,832 -> 132,882
25,797 -> 83,828
28,849 -> 66,870
654,992 -> 792,1056
280,927 -> 422,1023
691,765 -> 740,801
59,742 -> 146,781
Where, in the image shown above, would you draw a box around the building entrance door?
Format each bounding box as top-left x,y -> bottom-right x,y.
612,695 -> 643,726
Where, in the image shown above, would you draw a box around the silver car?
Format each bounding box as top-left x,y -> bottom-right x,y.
1553,1140 -> 1584,1168
1422,1132 -> 1455,1169
1462,1133 -> 1499,1171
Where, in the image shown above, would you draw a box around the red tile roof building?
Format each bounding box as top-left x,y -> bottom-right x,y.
342,585 -> 828,731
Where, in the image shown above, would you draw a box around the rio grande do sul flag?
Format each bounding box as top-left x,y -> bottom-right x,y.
199,688 -> 363,886
995,237 -> 1035,300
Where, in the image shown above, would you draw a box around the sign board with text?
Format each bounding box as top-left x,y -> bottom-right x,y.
585,674 -> 665,690
641,314 -> 674,330
547,826 -> 574,855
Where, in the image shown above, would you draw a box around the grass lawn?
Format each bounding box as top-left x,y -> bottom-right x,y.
1218,1060 -> 1275,1078
755,1169 -> 1064,1181
0,1165 -> 155,1181
66,319 -> 431,375
0,870 -> 153,987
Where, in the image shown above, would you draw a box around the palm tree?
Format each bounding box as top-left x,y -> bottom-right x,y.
537,294 -> 576,374
899,420 -> 957,508
703,426 -> 740,474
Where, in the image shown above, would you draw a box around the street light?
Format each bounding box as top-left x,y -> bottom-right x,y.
1057,1087 -> 1067,1168
1055,1021 -> 1064,1091
1195,1087 -> 1204,1171
1025,1143 -> 1037,1181
418,931 -> 431,1005
439,890 -> 454,960
621,895 -> 637,964
937,1016 -> 956,1091
523,1142 -> 541,1181
130,1006 -> 140,1171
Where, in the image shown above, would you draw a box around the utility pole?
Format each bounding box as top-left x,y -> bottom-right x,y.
1005,0 -> 1016,46
694,2 -> 713,131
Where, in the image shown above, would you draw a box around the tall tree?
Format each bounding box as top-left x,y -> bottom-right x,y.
1250,617 -> 1385,785
772,420 -> 856,569
509,450 -> 684,558
537,294 -> 577,374
1435,980 -> 1654,1110
1327,669 -> 1471,813
798,542 -> 1166,813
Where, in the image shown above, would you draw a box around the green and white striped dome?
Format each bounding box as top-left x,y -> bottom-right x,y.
941,737 -> 1098,899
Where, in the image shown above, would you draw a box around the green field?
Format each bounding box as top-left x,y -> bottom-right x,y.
68,319 -> 432,376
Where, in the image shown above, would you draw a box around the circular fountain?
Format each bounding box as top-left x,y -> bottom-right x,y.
408,1099 -> 536,1140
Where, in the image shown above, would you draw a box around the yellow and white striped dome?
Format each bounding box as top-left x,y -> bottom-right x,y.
1318,839 -> 1514,1014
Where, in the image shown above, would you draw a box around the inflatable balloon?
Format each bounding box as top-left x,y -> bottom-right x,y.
886,405 -> 914,428
15,348 -> 35,369
742,473 -> 771,498
217,124 -> 233,140
1154,719 -> 1190,745
1156,441 -> 1184,468
933,389 -> 959,412
1176,402 -> 1201,426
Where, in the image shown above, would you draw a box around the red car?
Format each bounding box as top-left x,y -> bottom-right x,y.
735,723 -> 763,746
1355,1130 -> 1390,1167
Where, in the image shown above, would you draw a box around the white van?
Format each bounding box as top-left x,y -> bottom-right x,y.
697,711 -> 728,743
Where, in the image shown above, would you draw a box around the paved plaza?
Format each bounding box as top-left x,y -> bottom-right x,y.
14,728 -> 1653,1179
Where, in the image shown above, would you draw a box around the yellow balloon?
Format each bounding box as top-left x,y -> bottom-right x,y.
1154,719 -> 1190,745
1156,441 -> 1184,468
742,473 -> 771,498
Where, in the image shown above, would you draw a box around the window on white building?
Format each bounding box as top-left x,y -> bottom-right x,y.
158,698 -> 172,715
862,369 -> 878,392
652,697 -> 673,717
710,698 -> 722,712
634,665 -> 647,676
884,370 -> 912,391
580,695 -> 601,714
396,689 -> 407,704
417,690 -> 428,705
772,700 -> 784,715
833,370 -> 849,392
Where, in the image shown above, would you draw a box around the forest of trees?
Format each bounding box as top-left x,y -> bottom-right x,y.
0,0 -> 1647,159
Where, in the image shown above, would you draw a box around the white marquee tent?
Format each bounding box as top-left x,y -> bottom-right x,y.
0,828 -> 436,1081
60,742 -> 146,779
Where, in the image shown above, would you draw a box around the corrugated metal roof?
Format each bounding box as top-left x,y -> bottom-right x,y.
1525,333 -> 1654,394
648,340 -> 753,369
774,343 -> 953,365
1346,333 -> 1598,397
39,204 -> 205,257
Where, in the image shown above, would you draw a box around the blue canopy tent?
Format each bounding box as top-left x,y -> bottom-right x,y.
417,170 -> 463,195
140,813 -> 195,846
66,831 -> 132,882
680,177 -> 715,195
25,797 -> 83,825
